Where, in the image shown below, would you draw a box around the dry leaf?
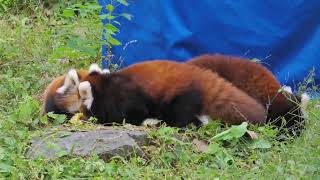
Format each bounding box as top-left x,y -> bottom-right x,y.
192,139 -> 208,152
246,130 -> 258,140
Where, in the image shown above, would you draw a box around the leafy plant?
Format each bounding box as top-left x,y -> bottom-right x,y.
297,68 -> 319,95
100,0 -> 132,69
0,0 -> 39,15
49,0 -> 132,69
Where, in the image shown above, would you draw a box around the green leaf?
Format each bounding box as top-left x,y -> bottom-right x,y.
47,112 -> 67,125
40,115 -> 48,125
216,150 -> 234,165
205,142 -> 221,155
73,3 -> 85,9
157,127 -> 177,136
116,0 -> 129,6
0,163 -> 14,173
12,96 -> 39,123
99,14 -> 108,19
205,142 -> 234,165
121,13 -> 133,20
17,102 -> 33,119
63,8 -> 75,17
105,23 -> 119,33
106,4 -> 114,12
211,122 -> 248,141
104,29 -> 116,35
0,148 -> 5,160
57,150 -> 68,158
107,35 -> 121,46
107,15 -> 116,20
4,137 -> 16,146
86,4 -> 102,10
100,14 -> 116,20
88,117 -> 98,123
249,139 -> 272,149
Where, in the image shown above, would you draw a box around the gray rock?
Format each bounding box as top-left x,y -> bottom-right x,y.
27,127 -> 149,160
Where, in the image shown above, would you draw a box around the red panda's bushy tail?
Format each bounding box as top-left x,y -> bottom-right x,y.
195,70 -> 267,125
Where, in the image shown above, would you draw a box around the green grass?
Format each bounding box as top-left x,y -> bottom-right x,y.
0,11 -> 320,179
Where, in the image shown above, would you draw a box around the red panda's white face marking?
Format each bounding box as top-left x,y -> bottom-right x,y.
56,69 -> 79,94
78,81 -> 94,109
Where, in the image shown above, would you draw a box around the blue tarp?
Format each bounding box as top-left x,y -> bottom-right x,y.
99,1 -> 320,89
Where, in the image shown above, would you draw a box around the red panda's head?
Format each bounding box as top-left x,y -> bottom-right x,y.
41,64 -> 111,118
41,69 -> 90,116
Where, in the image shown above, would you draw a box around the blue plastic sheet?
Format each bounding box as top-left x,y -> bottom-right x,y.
99,0 -> 320,89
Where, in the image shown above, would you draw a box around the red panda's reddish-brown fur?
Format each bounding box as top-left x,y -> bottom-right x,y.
187,54 -> 308,134
41,69 -> 88,116
80,61 -> 267,126
187,54 -> 284,106
122,61 -> 267,124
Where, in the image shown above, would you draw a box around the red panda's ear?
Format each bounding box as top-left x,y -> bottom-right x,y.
56,69 -> 79,94
78,81 -> 94,109
89,63 -> 103,74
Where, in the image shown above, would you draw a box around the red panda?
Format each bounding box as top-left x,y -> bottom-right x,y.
42,56 -> 309,136
41,69 -> 89,117
187,54 -> 309,134
78,61 -> 267,128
